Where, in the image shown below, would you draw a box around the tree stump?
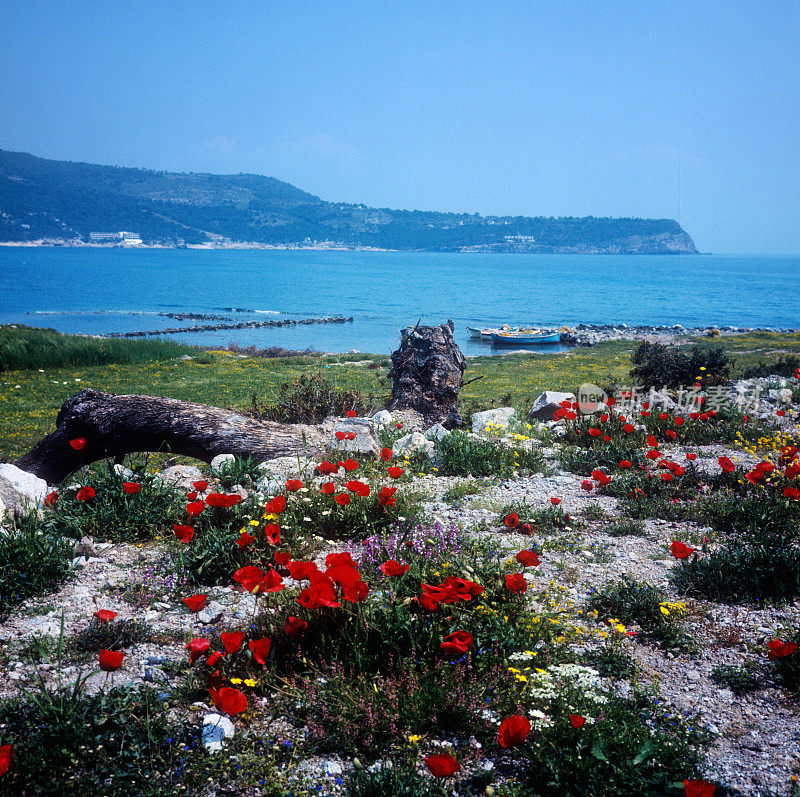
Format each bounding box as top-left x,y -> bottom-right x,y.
387,320 -> 466,427
14,389 -> 325,484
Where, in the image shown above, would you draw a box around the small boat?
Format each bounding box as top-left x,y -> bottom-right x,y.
466,326 -> 485,338
491,329 -> 561,345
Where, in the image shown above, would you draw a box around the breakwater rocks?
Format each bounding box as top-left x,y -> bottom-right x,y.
105,316 -> 353,338
559,323 -> 800,347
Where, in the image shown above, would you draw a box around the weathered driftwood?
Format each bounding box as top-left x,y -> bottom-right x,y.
388,320 -> 466,427
14,389 -> 324,484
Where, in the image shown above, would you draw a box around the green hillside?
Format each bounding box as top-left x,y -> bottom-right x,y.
0,150 -> 697,253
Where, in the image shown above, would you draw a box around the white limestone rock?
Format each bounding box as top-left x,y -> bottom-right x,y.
471,407 -> 516,434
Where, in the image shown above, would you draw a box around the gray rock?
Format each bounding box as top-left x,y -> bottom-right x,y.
471,407 -> 516,434
528,391 -> 576,422
0,464 -> 49,516
424,423 -> 451,442
210,453 -> 236,473
145,656 -> 170,665
371,410 -> 392,426
329,420 -> 380,457
198,601 -> 225,624
202,713 -> 235,753
159,465 -> 204,489
144,667 -> 169,684
74,536 -> 98,558
392,432 -> 434,458
112,464 -> 133,479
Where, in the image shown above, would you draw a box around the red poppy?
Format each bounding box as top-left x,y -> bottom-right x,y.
642,402 -> 650,410
220,630 -> 244,654
646,435 -> 657,447
297,580 -> 341,609
335,430 -> 347,441
0,744 -> 11,777
689,412 -> 699,420
504,512 -> 520,528
718,456 -> 735,472
670,541 -> 694,559
186,491 -> 198,501
623,423 -> 635,433
93,609 -> 117,623
570,714 -> 586,729
206,493 -> 242,508
182,594 -> 207,613
683,781 -> 716,797
76,486 -> 95,501
285,479 -> 303,492
673,466 -> 686,476
265,495 -> 287,514
287,560 -> 320,581
600,413 -> 609,423
122,482 -> 141,494
767,639 -> 799,660
686,452 -> 697,461
661,473 -> 673,482
425,753 -> 461,777
646,449 -> 661,460
618,460 -> 632,469
264,523 -> 281,546
318,460 -> 338,475
674,416 -> 685,426
206,650 -> 225,668
346,410 -> 357,417
588,428 -> 601,438
441,630 -> 473,655
237,531 -> 255,548
777,409 -> 786,417
581,480 -> 593,492
285,616 -> 308,638
186,637 -> 211,663
209,686 -> 248,716
174,524 -> 194,543
274,550 -> 292,566
505,573 -> 527,593
515,550 -> 540,567
640,411 -> 651,418
321,482 -> 336,495
785,486 -> 800,500
380,447 -> 393,461
193,480 -> 209,492
345,479 -> 371,497
343,458 -> 360,471
248,637 -> 272,665
606,396 -> 616,406
497,714 -> 531,748
326,552 -> 358,568
666,430 -> 677,439
335,493 -> 351,506
565,411 -> 577,420
378,485 -> 397,506
44,490 -> 58,506
186,500 -> 205,516
603,435 -> 611,442
234,565 -> 266,592
387,466 -> 404,478
380,559 -> 410,577
69,437 -> 86,451
98,649 -> 124,671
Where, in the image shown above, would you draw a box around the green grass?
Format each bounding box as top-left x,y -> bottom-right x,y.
1,329 -> 799,458
0,324 -> 198,371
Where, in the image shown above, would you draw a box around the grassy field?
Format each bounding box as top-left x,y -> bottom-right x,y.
1,328 -> 799,459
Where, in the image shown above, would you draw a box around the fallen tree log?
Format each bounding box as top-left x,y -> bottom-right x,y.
388,320 -> 466,427
14,389 -> 325,484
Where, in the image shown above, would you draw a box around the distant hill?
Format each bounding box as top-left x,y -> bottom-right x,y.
0,150 -> 697,253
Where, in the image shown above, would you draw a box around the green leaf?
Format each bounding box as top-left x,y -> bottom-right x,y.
591,743 -> 609,762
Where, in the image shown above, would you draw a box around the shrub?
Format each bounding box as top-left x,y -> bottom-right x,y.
709,664 -> 761,695
743,355 -> 800,379
346,764 -> 445,797
672,533 -> 800,605
0,512 -> 73,617
607,518 -> 646,537
630,341 -> 732,389
0,685 -> 201,796
70,618 -> 155,653
586,576 -> 667,629
432,431 -> 544,478
251,373 -> 375,423
45,462 -> 181,542
497,502 -> 575,534
213,455 -> 263,490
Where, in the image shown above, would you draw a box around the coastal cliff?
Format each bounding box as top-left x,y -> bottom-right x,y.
0,150 -> 697,254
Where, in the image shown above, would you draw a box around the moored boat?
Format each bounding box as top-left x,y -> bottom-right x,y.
491,330 -> 561,345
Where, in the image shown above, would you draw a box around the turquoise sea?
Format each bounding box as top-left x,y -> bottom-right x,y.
0,248 -> 798,355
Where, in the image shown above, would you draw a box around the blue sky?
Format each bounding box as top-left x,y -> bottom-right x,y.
1,0 -> 799,253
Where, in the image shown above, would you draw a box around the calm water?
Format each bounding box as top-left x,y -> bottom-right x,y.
0,248 -> 798,355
